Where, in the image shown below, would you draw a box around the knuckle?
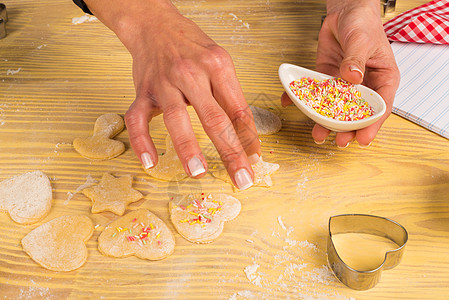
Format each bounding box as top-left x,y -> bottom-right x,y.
173,138 -> 196,160
218,146 -> 244,165
202,45 -> 232,71
231,106 -> 252,124
201,107 -> 230,132
124,109 -> 142,135
162,103 -> 187,122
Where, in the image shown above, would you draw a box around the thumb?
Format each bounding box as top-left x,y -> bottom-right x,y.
339,32 -> 371,84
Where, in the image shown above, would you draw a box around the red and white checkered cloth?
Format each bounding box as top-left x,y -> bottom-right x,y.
384,0 -> 449,44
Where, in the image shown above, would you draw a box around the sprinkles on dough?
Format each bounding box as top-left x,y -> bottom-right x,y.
289,77 -> 374,121
175,193 -> 223,227
111,221 -> 163,246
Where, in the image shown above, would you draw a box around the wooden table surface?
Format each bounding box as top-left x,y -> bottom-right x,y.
1,0 -> 448,299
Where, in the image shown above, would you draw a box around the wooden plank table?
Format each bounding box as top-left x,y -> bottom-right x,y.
1,0 -> 448,299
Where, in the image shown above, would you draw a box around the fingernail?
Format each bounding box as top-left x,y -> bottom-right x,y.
314,139 -> 326,145
141,152 -> 154,169
248,153 -> 260,165
187,156 -> 206,177
349,66 -> 364,80
234,168 -> 253,190
359,141 -> 372,148
337,142 -> 350,149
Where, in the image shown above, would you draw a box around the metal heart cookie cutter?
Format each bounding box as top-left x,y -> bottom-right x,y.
327,214 -> 408,290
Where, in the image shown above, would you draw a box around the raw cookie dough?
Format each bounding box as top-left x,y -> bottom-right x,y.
144,135 -> 187,181
169,193 -> 241,243
21,215 -> 93,271
82,173 -> 143,215
73,113 -> 125,160
0,171 -> 52,224
249,105 -> 282,135
212,156 -> 279,188
98,209 -> 175,260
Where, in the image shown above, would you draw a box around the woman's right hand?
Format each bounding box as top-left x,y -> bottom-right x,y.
86,0 -> 261,190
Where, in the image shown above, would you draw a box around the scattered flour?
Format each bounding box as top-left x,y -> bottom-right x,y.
228,290 -> 257,300
244,264 -> 262,287
72,14 -> 98,25
228,13 -> 250,29
0,107 -> 5,126
64,174 -> 97,205
6,68 -> 22,75
237,216 -> 354,300
36,44 -> 47,50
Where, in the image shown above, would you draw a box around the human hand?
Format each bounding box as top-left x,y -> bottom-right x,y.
281,0 -> 400,147
86,0 -> 260,189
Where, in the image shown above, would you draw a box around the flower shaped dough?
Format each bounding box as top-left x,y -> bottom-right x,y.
21,215 -> 93,271
0,171 -> 52,224
169,193 -> 241,243
98,209 -> 175,260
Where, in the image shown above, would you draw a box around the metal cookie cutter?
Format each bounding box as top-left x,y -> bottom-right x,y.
327,214 -> 408,290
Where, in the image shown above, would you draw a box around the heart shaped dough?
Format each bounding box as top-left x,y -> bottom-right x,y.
73,114 -> 125,160
0,171 -> 52,224
98,209 -> 175,260
21,215 -> 93,271
169,193 -> 241,243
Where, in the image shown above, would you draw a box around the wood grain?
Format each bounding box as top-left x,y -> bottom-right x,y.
1,0 -> 448,299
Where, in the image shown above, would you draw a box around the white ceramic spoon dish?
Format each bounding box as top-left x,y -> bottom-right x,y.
278,63 -> 386,132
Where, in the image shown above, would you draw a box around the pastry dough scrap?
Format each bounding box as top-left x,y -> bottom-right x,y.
98,209 -> 175,260
73,114 -> 125,160
169,193 -> 241,243
0,171 -> 52,224
21,215 -> 93,271
82,173 -> 143,215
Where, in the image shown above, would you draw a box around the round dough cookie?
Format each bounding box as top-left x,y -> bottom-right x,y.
0,171 -> 52,224
169,193 -> 241,243
98,209 -> 175,260
21,215 -> 93,271
249,105 -> 282,135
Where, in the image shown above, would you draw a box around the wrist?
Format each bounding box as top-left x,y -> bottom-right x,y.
84,0 -> 178,53
326,0 -> 379,16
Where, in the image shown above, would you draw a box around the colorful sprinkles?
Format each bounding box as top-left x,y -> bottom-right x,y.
111,217 -> 163,246
289,77 -> 374,121
174,193 -> 223,227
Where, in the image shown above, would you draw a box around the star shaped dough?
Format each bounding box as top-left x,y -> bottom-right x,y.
211,156 -> 279,188
82,173 -> 143,215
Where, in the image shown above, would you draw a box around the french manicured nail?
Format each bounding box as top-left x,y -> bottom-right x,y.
188,156 -> 206,177
248,153 -> 260,165
314,139 -> 325,145
338,142 -> 350,149
234,168 -> 253,190
141,152 -> 154,169
349,66 -> 364,80
359,141 -> 372,148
